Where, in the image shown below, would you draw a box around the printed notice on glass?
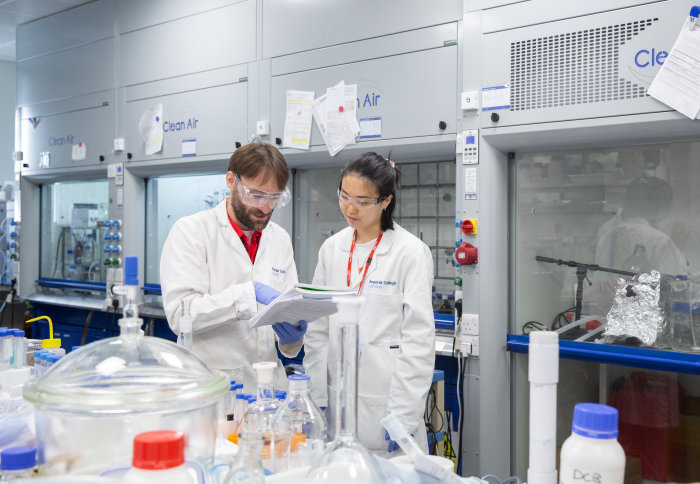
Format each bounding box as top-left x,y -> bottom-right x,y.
283,90 -> 315,150
138,104 -> 163,156
464,167 -> 477,200
71,142 -> 86,161
648,15 -> 700,119
481,84 -> 510,111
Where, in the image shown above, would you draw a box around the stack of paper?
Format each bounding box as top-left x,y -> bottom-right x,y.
248,284 -> 356,328
648,14 -> 700,119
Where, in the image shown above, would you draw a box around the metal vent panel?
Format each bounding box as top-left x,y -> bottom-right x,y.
510,18 -> 658,111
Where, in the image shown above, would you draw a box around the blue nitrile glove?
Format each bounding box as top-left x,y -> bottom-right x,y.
254,282 -> 280,305
385,430 -> 400,452
272,320 -> 308,344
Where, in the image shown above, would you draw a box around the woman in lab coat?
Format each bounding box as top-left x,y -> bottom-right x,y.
304,152 -> 436,456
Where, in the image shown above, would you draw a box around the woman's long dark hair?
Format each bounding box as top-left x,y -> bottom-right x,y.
340,151 -> 400,231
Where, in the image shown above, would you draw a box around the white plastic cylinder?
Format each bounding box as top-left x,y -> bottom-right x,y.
527,331 -> 559,484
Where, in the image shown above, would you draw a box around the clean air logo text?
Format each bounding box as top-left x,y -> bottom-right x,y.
634,48 -> 668,68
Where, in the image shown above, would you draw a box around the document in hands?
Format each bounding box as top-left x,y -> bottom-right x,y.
248,284 -> 356,328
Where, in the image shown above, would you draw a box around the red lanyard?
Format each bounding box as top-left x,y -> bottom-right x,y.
347,230 -> 383,295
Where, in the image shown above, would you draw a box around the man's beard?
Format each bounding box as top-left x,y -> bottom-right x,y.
231,195 -> 273,231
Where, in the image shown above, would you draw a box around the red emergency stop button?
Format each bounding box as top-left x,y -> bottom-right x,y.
456,242 -> 478,265
461,219 -> 474,235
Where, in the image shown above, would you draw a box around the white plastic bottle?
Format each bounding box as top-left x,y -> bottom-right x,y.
124,430 -> 195,484
559,403 -> 625,484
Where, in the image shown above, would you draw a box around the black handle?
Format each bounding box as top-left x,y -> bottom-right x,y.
235,141 -> 242,149
438,121 -> 447,130
275,137 -> 282,146
490,112 -> 500,122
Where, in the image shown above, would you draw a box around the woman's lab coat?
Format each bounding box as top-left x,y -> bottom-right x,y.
160,201 -> 299,390
304,224 -> 436,455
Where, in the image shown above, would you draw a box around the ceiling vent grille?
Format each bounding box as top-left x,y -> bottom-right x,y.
510,18 -> 657,111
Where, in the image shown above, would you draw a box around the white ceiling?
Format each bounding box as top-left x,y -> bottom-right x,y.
0,0 -> 95,61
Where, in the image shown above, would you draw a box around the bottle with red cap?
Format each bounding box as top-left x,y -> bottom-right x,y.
124,430 -> 199,484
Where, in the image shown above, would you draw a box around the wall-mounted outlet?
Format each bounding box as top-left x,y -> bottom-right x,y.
462,313 -> 479,336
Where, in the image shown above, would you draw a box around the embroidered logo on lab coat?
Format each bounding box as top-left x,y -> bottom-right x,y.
367,279 -> 397,289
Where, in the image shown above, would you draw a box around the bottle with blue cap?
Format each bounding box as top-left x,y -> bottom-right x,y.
0,445 -> 37,480
270,373 -> 327,472
559,403 -> 625,484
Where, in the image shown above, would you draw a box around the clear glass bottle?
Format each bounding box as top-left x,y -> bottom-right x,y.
306,297 -> 384,484
670,275 -> 700,351
223,432 -> 265,484
271,374 -> 327,472
622,243 -> 650,275
0,445 -> 37,480
240,362 -> 280,474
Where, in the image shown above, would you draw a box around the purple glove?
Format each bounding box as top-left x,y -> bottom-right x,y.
254,282 -> 280,305
385,430 -> 400,452
272,320 -> 308,344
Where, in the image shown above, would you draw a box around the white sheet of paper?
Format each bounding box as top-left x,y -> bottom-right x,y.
648,21 -> 700,119
249,285 -> 356,328
326,82 -> 358,151
283,90 -> 315,150
138,104 -> 164,156
39,151 -> 50,168
182,139 -> 196,157
464,167 -> 477,199
71,142 -> 86,161
312,93 -> 344,156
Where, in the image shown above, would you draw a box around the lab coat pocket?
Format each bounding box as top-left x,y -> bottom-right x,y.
360,293 -> 402,344
357,394 -> 388,453
358,344 -> 398,397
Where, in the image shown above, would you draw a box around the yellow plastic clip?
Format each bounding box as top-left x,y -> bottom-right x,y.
26,316 -> 62,348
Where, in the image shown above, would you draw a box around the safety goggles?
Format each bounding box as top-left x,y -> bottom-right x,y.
337,188 -> 386,210
235,174 -> 291,208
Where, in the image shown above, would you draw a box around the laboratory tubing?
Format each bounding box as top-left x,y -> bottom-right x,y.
12,330 -> 26,369
0,445 -> 37,480
223,432 -> 265,484
528,331 -> 559,484
559,403 -> 625,484
124,431 -> 198,484
271,373 -> 327,472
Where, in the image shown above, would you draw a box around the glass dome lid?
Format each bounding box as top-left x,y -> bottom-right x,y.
23,318 -> 229,414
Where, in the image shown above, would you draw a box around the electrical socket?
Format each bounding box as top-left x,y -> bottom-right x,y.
462,335 -> 479,356
462,313 -> 479,336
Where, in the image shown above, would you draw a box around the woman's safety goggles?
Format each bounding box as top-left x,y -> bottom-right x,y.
235,174 -> 291,208
337,188 -> 386,210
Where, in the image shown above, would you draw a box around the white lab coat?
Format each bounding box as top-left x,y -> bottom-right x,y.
160,201 -> 300,390
303,224 -> 435,456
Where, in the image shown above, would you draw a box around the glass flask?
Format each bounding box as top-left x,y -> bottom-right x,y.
238,361 -> 280,474
22,317 -> 228,475
271,374 -> 327,472
223,432 -> 265,484
306,297 -> 384,484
